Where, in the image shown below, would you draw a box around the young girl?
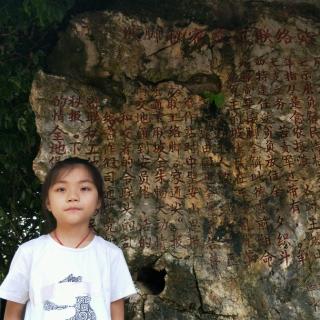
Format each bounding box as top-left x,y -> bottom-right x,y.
0,157 -> 136,320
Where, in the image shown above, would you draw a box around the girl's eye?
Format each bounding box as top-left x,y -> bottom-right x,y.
56,187 -> 65,192
81,186 -> 91,191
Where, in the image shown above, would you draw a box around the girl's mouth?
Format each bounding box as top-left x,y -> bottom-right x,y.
65,207 -> 81,211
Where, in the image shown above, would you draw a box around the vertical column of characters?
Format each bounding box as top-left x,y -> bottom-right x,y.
48,94 -> 84,165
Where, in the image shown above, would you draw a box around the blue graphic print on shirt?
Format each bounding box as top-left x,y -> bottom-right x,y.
43,274 -> 97,320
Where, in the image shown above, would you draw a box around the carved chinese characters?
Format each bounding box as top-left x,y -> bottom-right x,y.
31,10 -> 320,320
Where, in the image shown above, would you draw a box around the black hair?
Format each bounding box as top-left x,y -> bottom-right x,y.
41,157 -> 105,232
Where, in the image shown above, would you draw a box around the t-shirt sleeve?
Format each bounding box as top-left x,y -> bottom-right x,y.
110,248 -> 137,302
0,245 -> 30,304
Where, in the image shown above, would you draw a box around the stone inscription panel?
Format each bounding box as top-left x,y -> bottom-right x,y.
30,11 -> 320,318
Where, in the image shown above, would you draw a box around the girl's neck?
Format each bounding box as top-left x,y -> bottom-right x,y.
52,224 -> 94,248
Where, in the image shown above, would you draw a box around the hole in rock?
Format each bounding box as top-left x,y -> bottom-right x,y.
137,266 -> 167,295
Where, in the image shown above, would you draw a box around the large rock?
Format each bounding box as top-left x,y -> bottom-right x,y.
30,2 -> 320,319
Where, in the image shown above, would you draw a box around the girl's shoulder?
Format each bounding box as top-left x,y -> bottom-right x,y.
94,235 -> 124,255
18,234 -> 50,252
10,235 -> 50,263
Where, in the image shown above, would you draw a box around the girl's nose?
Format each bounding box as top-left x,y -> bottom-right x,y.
67,190 -> 79,202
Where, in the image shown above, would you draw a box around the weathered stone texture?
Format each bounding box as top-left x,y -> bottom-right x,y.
30,2 -> 320,319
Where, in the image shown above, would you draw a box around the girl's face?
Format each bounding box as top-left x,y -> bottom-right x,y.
46,164 -> 101,228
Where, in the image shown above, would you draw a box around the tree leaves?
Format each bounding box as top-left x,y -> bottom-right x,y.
0,0 -> 74,281
23,0 -> 75,27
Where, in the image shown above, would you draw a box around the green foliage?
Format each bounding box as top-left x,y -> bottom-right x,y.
23,0 -> 75,27
202,91 -> 225,109
0,0 -> 74,281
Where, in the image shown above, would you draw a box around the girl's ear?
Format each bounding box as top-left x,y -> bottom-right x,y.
96,199 -> 101,210
46,199 -> 51,211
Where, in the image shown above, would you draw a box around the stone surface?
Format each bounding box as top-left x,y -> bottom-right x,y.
30,2 -> 320,319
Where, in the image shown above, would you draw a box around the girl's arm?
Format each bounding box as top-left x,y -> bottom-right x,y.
110,298 -> 124,320
4,300 -> 25,320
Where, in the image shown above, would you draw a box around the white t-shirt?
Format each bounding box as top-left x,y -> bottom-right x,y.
0,234 -> 137,319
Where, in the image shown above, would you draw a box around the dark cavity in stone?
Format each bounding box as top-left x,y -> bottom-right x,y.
137,266 -> 167,295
